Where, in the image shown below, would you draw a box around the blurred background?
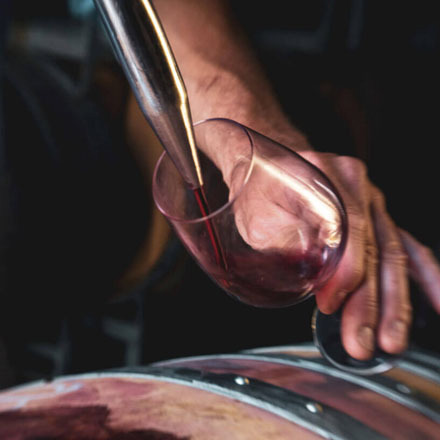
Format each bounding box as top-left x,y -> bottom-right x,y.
0,0 -> 439,389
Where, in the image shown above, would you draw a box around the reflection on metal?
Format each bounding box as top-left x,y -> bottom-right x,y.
306,402 -> 323,414
235,376 -> 250,386
395,383 -> 412,395
245,343 -> 320,355
399,350 -> 440,385
157,349 -> 440,423
93,0 -> 203,188
398,361 -> 440,386
248,343 -> 440,385
237,352 -> 440,423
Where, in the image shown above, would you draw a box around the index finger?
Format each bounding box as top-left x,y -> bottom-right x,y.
315,214 -> 366,314
314,157 -> 371,313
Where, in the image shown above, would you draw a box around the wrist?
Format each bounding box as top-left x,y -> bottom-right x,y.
153,0 -> 311,152
186,67 -> 312,153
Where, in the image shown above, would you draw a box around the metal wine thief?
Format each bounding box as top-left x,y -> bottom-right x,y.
93,0 -> 203,188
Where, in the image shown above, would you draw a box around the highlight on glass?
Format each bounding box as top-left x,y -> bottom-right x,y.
153,118 -> 347,308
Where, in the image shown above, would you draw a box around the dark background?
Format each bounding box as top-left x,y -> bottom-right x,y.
0,0 -> 439,388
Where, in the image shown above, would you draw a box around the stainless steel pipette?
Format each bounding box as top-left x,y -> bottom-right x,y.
93,0 -> 203,188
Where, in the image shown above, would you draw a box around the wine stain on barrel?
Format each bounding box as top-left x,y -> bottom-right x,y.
0,404 -> 189,440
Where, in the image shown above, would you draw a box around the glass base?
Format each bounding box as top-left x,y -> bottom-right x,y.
312,308 -> 398,375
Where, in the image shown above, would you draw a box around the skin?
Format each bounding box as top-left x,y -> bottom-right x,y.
149,0 -> 440,360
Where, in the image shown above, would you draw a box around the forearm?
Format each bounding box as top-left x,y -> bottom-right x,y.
153,0 -> 310,151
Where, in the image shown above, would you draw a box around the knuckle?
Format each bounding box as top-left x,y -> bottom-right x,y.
303,151 -> 336,164
247,225 -> 265,247
363,296 -> 379,321
344,264 -> 366,293
338,155 -> 368,176
302,152 -> 338,177
320,152 -> 338,161
352,157 -> 368,176
346,286 -> 379,325
365,242 -> 379,263
383,241 -> 408,266
349,213 -> 367,237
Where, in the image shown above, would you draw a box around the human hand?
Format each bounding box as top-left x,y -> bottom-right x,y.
150,0 -> 440,360
227,144 -> 440,360
305,152 -> 440,360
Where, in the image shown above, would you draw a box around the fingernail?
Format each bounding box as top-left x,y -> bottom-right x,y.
357,326 -> 375,352
388,320 -> 407,345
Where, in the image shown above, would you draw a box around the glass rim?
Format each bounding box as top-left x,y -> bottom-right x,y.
152,117 -> 255,224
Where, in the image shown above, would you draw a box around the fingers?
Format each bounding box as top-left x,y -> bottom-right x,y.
371,189 -> 412,354
399,229 -> 440,313
340,236 -> 379,360
306,153 -> 437,360
337,179 -> 380,360
315,156 -> 370,313
340,187 -> 411,359
315,225 -> 366,314
315,157 -> 412,359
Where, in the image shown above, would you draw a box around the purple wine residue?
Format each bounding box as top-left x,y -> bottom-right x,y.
0,405 -> 189,440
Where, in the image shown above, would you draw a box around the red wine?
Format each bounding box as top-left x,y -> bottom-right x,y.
192,185 -> 330,308
213,250 -> 326,308
193,186 -> 227,271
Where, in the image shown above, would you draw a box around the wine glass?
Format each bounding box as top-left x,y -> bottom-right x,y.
152,118 -> 392,373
